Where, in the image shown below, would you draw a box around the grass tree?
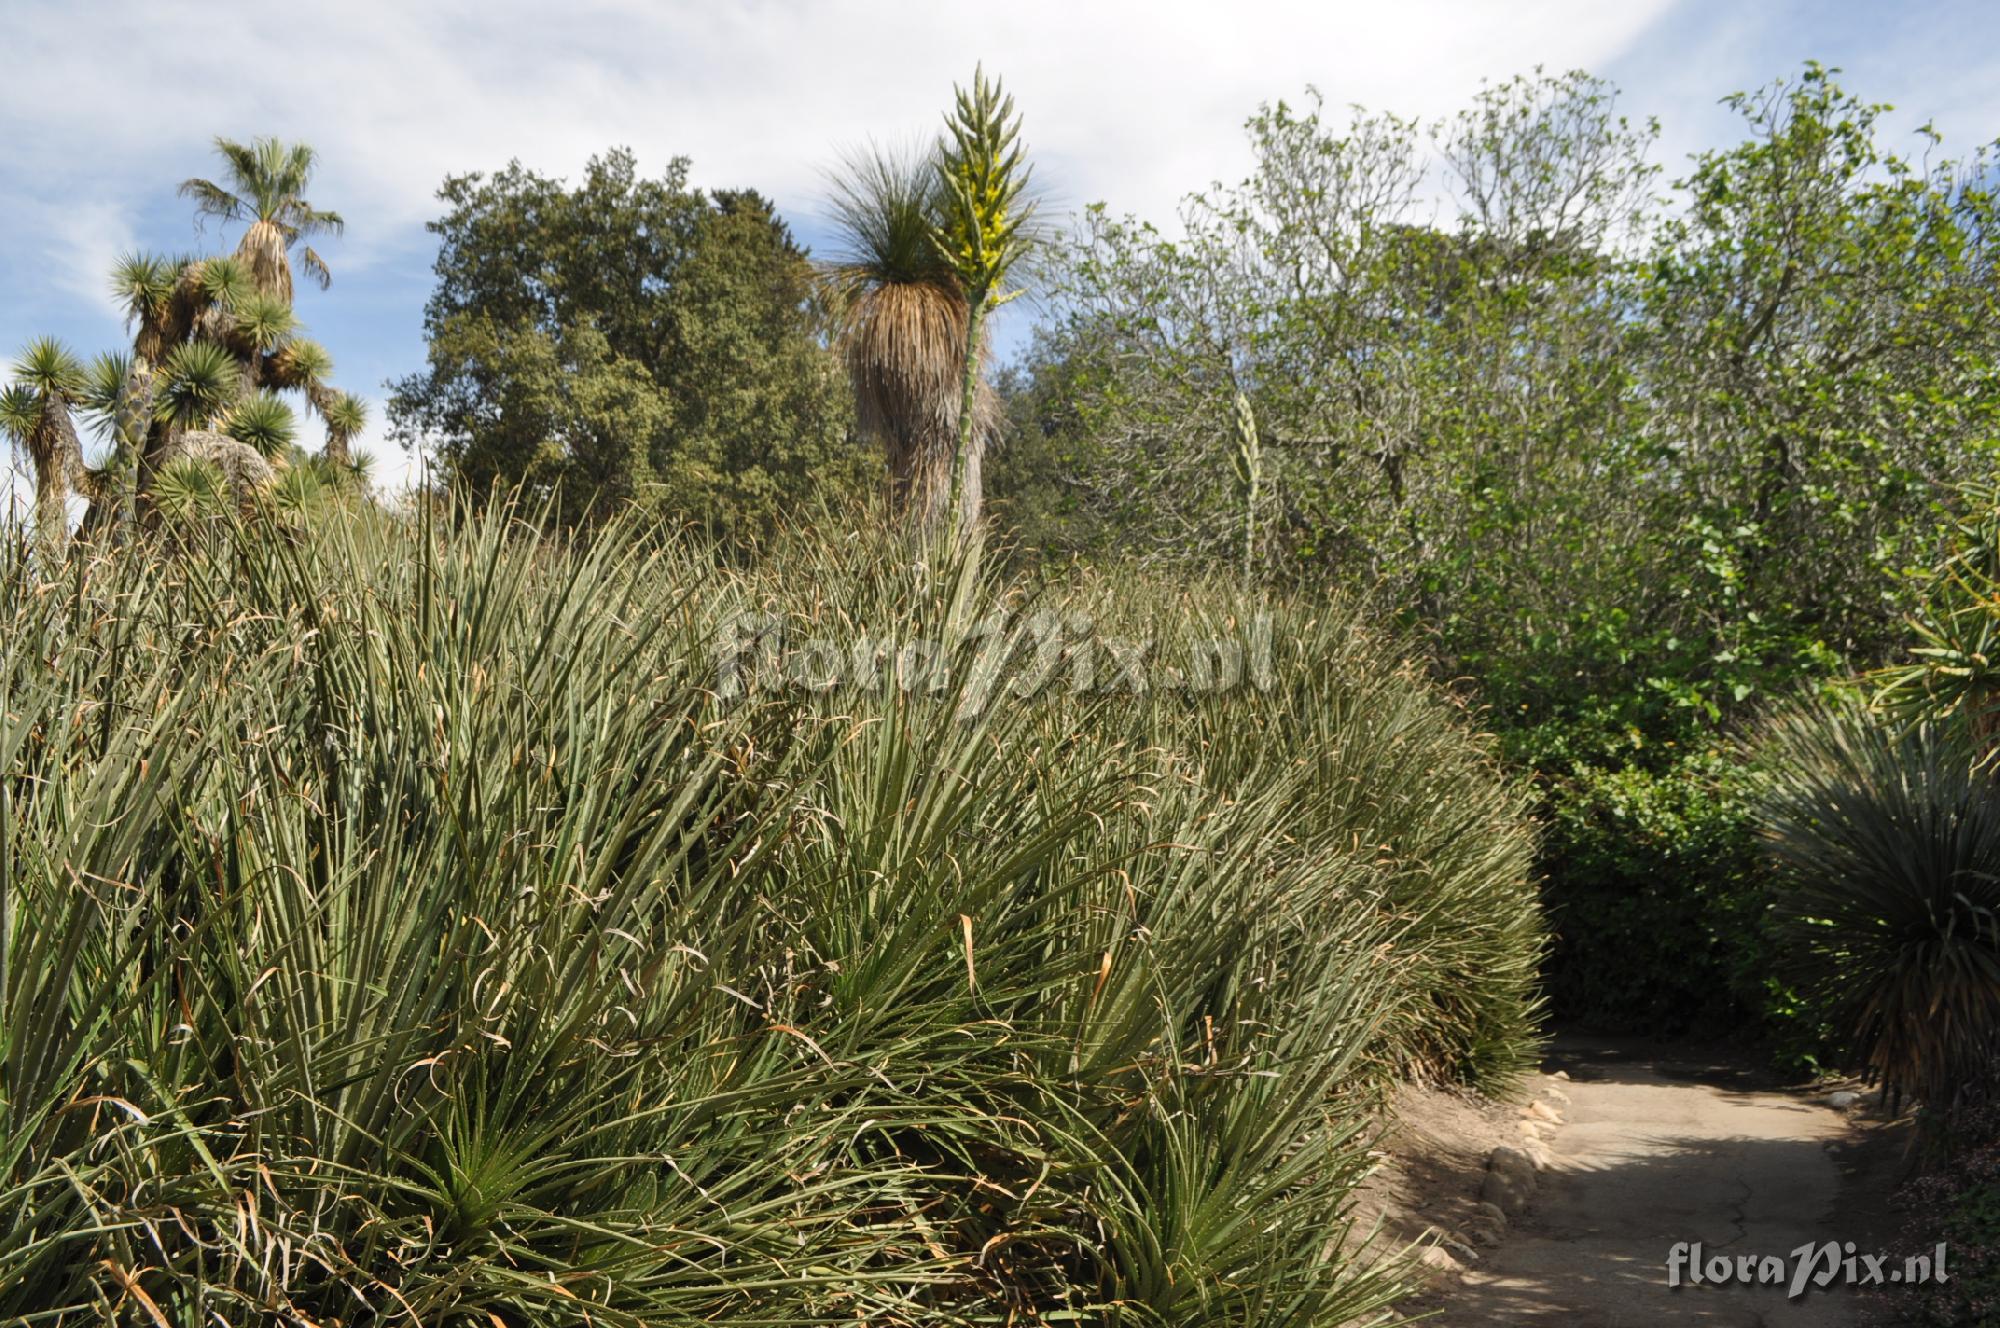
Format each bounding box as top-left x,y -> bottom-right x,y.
824,144 -> 970,532
932,65 -> 1036,543
179,137 -> 344,302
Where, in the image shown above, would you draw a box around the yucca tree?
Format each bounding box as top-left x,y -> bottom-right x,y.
109,251 -> 182,365
320,390 -> 367,468
72,351 -> 152,537
932,65 -> 1037,542
1,339 -> 89,551
179,136 -> 344,303
825,144 -> 993,534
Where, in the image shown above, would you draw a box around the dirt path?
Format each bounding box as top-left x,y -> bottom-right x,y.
1422,1041 -> 1893,1327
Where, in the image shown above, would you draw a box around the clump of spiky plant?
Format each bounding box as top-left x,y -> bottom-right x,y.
151,339 -> 239,431
319,390 -> 367,467
0,502 -> 1540,1321
1754,695 -> 2000,1118
223,390 -> 299,457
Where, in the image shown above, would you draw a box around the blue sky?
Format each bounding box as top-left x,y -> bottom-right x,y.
4,0 -> 1997,501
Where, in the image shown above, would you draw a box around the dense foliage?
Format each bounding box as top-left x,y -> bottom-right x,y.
388,151 -> 871,539
994,65 -> 2000,1034
0,505 -> 1539,1322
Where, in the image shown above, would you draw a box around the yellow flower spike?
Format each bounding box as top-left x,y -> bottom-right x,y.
930,63 -> 1040,547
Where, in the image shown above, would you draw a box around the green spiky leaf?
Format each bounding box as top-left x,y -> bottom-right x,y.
224,391 -> 298,457
153,340 -> 240,428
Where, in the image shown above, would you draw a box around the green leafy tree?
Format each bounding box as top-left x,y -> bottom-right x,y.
389,151 -> 867,538
1000,65 -> 2000,1039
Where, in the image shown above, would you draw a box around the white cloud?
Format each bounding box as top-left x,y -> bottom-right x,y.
0,0 -> 1680,268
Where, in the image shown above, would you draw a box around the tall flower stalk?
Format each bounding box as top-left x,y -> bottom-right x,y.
932,66 -> 1036,545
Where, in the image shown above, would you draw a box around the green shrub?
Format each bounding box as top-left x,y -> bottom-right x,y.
0,506 -> 1541,1323
1535,749 -> 1831,1068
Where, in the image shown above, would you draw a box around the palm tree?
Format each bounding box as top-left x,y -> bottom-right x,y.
824,143 -> 993,534
179,137 -> 344,303
1,339 -> 88,552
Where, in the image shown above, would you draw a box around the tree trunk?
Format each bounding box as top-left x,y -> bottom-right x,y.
32,455 -> 67,555
945,294 -> 988,547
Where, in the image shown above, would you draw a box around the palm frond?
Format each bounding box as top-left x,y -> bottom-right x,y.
298,245 -> 333,291
177,176 -> 247,224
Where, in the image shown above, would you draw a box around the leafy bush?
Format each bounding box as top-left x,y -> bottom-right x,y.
1753,697 -> 2000,1113
1540,754 -> 1758,1027
1535,749 -> 1829,1067
0,506 -> 1540,1323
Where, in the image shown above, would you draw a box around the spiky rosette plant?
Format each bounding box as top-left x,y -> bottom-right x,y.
194,254 -> 253,310
268,337 -> 334,407
1754,696 -> 2000,1119
0,502 -> 1541,1321
230,292 -> 299,357
223,390 -> 299,458
152,340 -> 240,431
109,252 -> 181,364
319,390 -> 367,468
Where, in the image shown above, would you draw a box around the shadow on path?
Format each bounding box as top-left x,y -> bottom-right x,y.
1416,1039 -> 1893,1327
